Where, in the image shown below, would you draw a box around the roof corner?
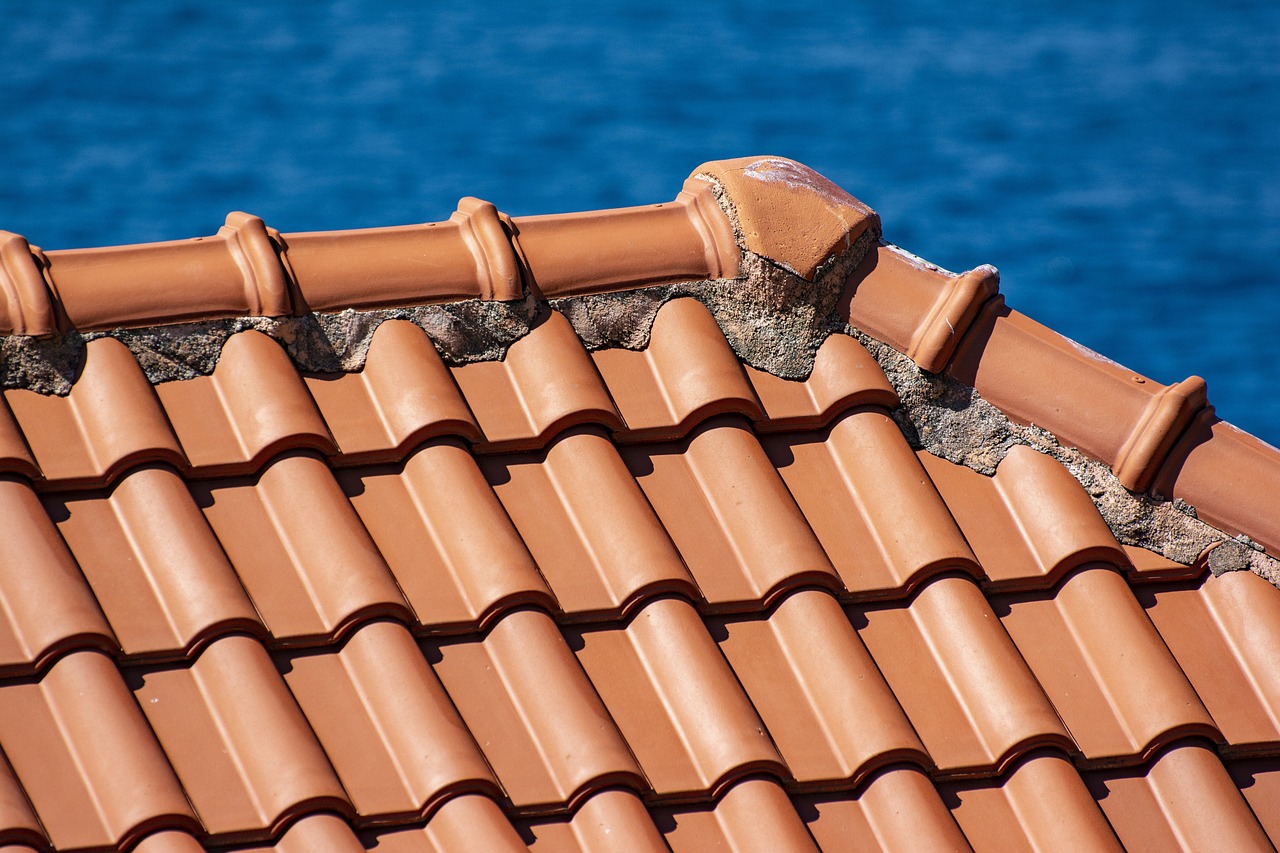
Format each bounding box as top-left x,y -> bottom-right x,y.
688,156 -> 880,281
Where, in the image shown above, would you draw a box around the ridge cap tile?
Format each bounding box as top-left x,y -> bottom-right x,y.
692,155 -> 877,282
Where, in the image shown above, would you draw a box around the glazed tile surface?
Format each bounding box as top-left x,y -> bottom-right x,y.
0,158 -> 1277,850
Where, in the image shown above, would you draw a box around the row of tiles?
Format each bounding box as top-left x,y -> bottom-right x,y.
1,171 -> 744,335
0,299 -> 898,487
3,570 -> 1279,850
8,746 -> 1276,853
1,405 -> 1206,671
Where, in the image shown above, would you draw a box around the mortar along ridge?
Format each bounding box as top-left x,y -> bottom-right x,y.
0,223 -> 1270,587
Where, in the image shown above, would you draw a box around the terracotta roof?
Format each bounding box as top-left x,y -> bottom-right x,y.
0,155 -> 1278,850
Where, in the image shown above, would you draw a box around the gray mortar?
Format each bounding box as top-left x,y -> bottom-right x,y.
0,225 -> 1274,585
1,292 -> 543,394
553,226 -> 879,377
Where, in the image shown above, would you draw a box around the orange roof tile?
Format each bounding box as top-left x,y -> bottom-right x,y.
0,156 -> 1277,849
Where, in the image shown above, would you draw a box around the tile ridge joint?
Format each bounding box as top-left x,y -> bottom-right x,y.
907,264 -> 1000,373
1113,375 -> 1209,492
0,230 -> 59,336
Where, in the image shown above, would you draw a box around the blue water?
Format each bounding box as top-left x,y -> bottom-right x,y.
2,1 -> 1278,442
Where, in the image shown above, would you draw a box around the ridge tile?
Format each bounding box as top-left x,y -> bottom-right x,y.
305,320 -> 481,462
156,330 -> 335,475
840,244 -> 966,362
1155,411 -> 1280,557
132,634 -> 351,840
693,155 -> 876,282
49,464 -> 262,659
567,596 -> 785,798
711,588 -> 928,786
193,452 -> 411,643
5,337 -> 186,487
948,299 -> 1172,470
42,212 -> 289,331
278,620 -> 498,821
340,439 -> 556,632
590,297 -> 762,440
996,566 -> 1219,763
0,649 -> 198,850
624,416 -> 840,609
450,310 -> 622,450
427,608 -> 644,810
481,428 -> 698,618
854,575 -> 1072,774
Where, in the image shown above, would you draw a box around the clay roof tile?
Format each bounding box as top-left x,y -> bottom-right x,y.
0,156 -> 1276,849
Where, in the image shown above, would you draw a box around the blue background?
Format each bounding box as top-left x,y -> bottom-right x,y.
2,1 -> 1277,442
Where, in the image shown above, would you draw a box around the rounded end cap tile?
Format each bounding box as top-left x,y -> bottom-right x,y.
690,157 -> 878,281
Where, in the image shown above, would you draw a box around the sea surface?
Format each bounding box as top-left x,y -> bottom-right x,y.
1,1 -> 1277,442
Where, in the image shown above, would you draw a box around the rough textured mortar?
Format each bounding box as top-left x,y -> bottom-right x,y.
0,232 -> 1273,584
